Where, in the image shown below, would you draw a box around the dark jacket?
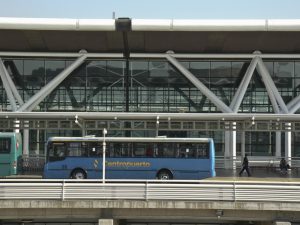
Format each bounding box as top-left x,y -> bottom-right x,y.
242,156 -> 249,167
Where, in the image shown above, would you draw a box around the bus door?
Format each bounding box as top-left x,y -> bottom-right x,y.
0,135 -> 13,176
46,142 -> 68,175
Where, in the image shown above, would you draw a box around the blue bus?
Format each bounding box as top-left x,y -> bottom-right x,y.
43,137 -> 215,180
0,132 -> 22,176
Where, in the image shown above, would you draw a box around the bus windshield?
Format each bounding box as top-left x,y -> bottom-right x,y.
43,137 -> 215,180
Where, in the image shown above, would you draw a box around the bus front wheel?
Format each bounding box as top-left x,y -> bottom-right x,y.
157,170 -> 173,180
71,169 -> 87,179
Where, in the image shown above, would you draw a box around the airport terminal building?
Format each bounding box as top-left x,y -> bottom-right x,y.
1,17 -> 300,167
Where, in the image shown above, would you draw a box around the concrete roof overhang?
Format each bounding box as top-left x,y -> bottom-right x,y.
1,18 -> 300,54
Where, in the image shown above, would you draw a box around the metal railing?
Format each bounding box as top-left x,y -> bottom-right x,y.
2,114 -> 300,132
0,179 -> 300,202
17,155 -> 45,175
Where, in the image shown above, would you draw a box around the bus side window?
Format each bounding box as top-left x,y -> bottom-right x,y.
67,142 -> 84,157
156,143 -> 164,157
179,144 -> 186,158
188,144 -> 196,158
49,143 -> 66,162
133,142 -> 148,157
0,138 -> 11,154
197,143 -> 209,158
175,143 -> 180,158
111,143 -> 121,157
81,142 -> 88,156
179,144 -> 194,158
164,143 -> 176,158
146,144 -> 153,157
90,147 -> 97,156
88,142 -> 101,157
121,143 -> 131,157
56,146 -> 65,157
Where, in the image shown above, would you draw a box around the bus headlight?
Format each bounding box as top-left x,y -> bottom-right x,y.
12,160 -> 17,169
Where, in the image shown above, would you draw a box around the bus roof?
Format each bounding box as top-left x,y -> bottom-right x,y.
0,132 -> 20,137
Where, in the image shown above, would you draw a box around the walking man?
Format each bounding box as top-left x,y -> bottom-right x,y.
239,154 -> 251,177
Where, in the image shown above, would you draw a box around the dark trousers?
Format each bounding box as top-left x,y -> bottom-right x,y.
239,166 -> 251,176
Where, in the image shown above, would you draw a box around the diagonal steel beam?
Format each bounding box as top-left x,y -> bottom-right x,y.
286,93 -> 300,113
173,86 -> 201,111
230,57 -> 258,112
0,58 -> 24,105
257,58 -> 289,113
166,54 -> 233,113
257,62 -> 280,113
217,87 -> 230,106
0,59 -> 17,111
289,99 -> 300,114
254,60 -> 280,113
18,54 -> 87,112
264,78 -> 280,113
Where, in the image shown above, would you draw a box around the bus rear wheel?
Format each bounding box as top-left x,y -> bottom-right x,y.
157,170 -> 173,180
71,169 -> 87,179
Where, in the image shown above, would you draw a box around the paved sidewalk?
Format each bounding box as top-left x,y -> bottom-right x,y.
216,167 -> 300,178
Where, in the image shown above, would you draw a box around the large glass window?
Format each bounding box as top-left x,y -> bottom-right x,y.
45,60 -> 65,82
130,60 -> 193,112
210,61 -> 231,109
273,61 -> 293,88
24,60 -> 45,86
2,57 -> 297,114
2,57 -> 300,157
23,60 -> 45,103
189,61 -> 210,84
43,60 -> 66,111
87,60 -> 125,111
245,132 -> 275,156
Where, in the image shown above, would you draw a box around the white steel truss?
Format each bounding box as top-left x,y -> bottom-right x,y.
0,51 -> 300,119
164,52 -> 296,166
0,51 -> 300,163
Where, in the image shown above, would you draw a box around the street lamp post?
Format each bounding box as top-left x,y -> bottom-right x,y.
156,116 -> 159,137
102,128 -> 107,183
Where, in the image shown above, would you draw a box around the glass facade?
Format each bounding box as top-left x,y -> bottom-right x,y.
0,58 -> 299,156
